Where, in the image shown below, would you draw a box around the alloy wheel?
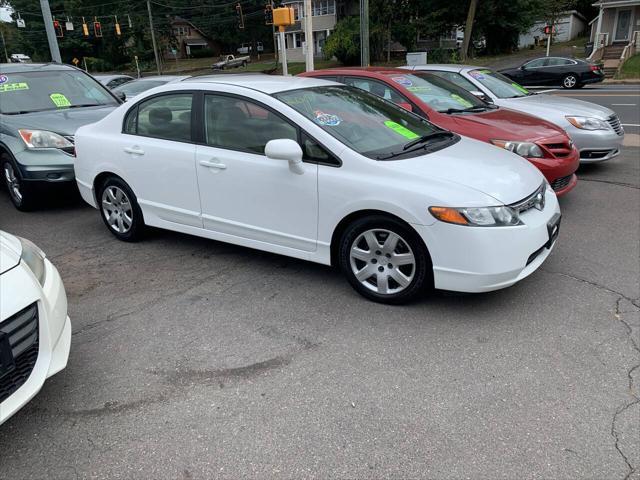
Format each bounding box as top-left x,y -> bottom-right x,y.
349,229 -> 416,295
101,186 -> 133,233
3,162 -> 22,204
563,75 -> 577,88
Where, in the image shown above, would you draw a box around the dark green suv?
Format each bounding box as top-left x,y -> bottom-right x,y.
0,63 -> 120,210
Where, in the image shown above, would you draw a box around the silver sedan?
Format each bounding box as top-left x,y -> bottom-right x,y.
404,65 -> 624,163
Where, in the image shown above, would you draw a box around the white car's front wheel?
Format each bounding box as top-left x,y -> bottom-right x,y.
338,216 -> 432,304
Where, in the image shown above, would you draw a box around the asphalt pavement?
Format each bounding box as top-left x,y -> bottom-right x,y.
0,87 -> 638,480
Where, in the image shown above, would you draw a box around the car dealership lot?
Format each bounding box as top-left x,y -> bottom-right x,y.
0,91 -> 638,479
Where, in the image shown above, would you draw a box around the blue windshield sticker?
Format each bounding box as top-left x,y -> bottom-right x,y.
469,71 -> 485,80
391,76 -> 413,87
0,75 -> 8,85
314,110 -> 341,126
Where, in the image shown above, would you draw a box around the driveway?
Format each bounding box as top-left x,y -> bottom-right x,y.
0,99 -> 638,479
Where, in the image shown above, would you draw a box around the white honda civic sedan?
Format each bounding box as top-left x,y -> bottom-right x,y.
74,75 -> 561,303
0,231 -> 71,425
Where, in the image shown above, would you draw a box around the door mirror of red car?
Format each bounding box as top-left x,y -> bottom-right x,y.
398,102 -> 413,112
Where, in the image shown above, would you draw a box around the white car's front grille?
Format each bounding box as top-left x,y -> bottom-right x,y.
509,183 -> 546,214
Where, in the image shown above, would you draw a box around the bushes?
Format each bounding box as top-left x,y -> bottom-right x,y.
323,17 -> 360,65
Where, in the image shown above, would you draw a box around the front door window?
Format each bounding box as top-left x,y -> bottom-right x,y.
614,9 -> 632,42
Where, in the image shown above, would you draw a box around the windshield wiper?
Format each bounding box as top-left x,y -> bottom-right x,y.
1,107 -> 58,115
376,131 -> 456,160
402,131 -> 456,150
66,103 -> 103,108
442,105 -> 490,114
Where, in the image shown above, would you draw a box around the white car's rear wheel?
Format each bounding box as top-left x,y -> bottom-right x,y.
98,177 -> 144,242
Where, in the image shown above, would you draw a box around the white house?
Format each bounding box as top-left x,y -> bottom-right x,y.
277,0 -> 337,62
518,11 -> 587,48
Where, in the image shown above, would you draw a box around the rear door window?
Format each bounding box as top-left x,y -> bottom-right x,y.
125,93 -> 193,142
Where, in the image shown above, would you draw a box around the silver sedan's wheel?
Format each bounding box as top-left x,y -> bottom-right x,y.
562,75 -> 577,88
3,162 -> 22,204
101,186 -> 133,234
349,229 -> 416,295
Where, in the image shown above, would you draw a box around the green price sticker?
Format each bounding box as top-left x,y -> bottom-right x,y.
50,93 -> 72,108
450,94 -> 473,108
511,83 -> 529,94
0,82 -> 29,93
384,121 -> 419,140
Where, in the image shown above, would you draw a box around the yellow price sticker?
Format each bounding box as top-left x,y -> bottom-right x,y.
384,121 -> 419,140
50,93 -> 72,108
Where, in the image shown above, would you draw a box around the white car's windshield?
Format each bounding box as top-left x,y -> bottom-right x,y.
275,86 -> 455,159
0,70 -> 118,114
468,69 -> 531,98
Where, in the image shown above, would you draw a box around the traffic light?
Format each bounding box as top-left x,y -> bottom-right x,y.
115,22 -> 121,36
544,25 -> 553,35
82,19 -> 89,36
236,3 -> 245,29
94,21 -> 103,38
53,20 -> 63,38
273,7 -> 295,27
265,4 -> 273,25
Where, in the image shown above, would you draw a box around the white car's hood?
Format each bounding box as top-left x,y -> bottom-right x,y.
385,136 -> 544,206
504,94 -> 615,120
0,231 -> 22,274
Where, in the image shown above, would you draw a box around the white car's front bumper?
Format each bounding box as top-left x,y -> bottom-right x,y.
0,258 -> 71,425
417,188 -> 561,293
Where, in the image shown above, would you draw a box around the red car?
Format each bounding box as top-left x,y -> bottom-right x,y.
300,67 -> 579,196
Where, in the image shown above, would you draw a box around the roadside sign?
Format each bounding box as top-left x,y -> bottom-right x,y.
16,19 -> 25,28
66,21 -> 74,31
72,58 -> 80,66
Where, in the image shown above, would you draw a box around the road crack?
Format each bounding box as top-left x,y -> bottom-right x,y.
578,178 -> 640,190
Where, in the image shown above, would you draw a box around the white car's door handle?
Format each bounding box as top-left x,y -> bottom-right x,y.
199,160 -> 227,170
124,147 -> 145,155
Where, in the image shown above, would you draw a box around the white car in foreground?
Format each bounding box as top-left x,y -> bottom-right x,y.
0,231 -> 71,425
75,75 -> 561,303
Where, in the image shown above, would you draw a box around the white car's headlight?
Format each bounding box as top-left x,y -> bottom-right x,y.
18,129 -> 73,149
491,140 -> 544,158
429,205 -> 522,227
18,237 -> 46,285
565,116 -> 610,131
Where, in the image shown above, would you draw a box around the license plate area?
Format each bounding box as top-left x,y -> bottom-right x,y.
546,213 -> 561,249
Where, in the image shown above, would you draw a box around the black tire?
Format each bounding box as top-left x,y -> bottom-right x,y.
1,154 -> 36,211
561,74 -> 579,89
97,176 -> 145,242
338,215 -> 432,304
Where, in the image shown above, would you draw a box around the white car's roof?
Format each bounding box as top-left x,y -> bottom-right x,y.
184,74 -> 337,94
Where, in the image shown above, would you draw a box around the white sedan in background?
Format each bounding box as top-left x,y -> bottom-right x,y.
404,65 -> 624,163
0,231 -> 71,425
74,75 -> 561,304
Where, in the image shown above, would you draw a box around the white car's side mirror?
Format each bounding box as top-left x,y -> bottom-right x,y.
265,139 -> 304,175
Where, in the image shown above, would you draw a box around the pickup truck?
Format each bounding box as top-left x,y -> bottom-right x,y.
212,54 -> 250,70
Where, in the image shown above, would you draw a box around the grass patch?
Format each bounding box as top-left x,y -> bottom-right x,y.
618,54 -> 640,79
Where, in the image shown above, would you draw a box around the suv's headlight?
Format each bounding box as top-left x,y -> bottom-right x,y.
429,205 -> 522,227
18,129 -> 73,149
491,140 -> 544,158
565,116 -> 610,130
18,237 -> 46,285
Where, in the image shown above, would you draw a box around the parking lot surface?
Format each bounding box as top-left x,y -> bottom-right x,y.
0,92 -> 639,480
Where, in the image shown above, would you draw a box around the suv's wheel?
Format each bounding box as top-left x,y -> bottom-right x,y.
338,215 -> 432,304
98,177 -> 145,242
562,74 -> 579,89
2,154 -> 36,211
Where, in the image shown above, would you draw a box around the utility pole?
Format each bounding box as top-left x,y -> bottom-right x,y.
359,0 -> 369,67
147,0 -> 161,75
304,0 -> 314,71
0,27 -> 9,63
460,0 -> 477,62
40,0 -> 62,63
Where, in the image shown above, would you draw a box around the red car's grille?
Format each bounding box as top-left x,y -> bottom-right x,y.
543,142 -> 573,158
